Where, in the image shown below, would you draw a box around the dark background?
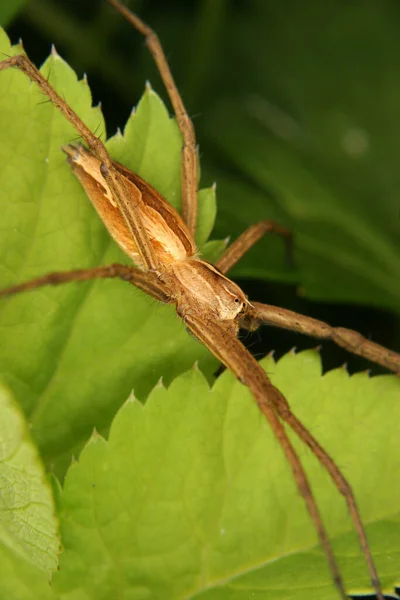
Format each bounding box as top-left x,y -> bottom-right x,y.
3,0 -> 400,375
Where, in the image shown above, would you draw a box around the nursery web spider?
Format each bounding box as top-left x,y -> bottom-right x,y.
1,1 -> 399,598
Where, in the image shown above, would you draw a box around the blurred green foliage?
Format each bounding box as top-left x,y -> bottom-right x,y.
0,0 -> 27,27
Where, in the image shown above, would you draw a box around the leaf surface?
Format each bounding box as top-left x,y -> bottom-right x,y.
203,0 -> 400,313
54,351 -> 400,600
0,384 -> 58,598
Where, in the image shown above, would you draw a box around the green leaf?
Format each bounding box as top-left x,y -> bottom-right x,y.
203,1 -> 400,313
0,30 -> 217,476
54,352 -> 400,600
0,384 -> 58,598
200,238 -> 227,264
196,186 -> 217,248
0,544 -> 56,600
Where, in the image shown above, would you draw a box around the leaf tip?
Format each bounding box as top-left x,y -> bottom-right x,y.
88,428 -> 106,445
154,377 -> 166,390
339,362 -> 350,374
125,390 -> 138,404
51,44 -> 60,59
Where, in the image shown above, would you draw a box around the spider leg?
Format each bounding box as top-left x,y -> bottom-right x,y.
0,55 -> 158,272
242,302 -> 400,375
178,308 -> 349,600
267,383 -> 384,600
0,264 -> 169,303
107,0 -> 198,238
216,220 -> 293,274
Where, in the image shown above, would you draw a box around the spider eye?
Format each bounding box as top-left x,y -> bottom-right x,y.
234,298 -> 240,303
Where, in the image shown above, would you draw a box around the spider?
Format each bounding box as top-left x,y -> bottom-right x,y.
0,1 -> 399,598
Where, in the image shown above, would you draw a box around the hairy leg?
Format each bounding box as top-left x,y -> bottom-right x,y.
215,220 -> 293,274
0,264 -> 170,304
180,309 -> 354,600
243,302 -> 400,375
267,383 -> 382,596
107,0 -> 198,237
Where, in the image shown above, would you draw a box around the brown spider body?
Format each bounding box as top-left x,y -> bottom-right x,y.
64,142 -> 248,334
63,143 -> 195,266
